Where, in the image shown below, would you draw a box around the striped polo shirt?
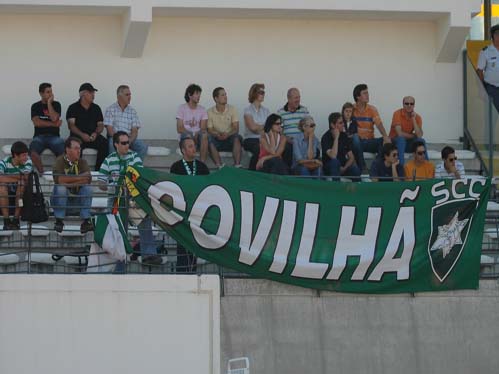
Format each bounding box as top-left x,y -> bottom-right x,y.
353,103 -> 382,140
99,150 -> 142,185
277,104 -> 310,138
0,156 -> 33,175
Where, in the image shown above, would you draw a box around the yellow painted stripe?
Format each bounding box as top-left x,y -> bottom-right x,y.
476,4 -> 499,18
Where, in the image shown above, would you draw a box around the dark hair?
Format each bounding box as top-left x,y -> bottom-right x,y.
116,85 -> 130,96
328,112 -> 342,129
38,82 -> 52,93
342,102 -> 354,115
412,140 -> 426,153
113,131 -> 129,146
248,83 -> 264,103
64,136 -> 81,150
179,136 -> 195,153
382,143 -> 397,158
11,141 -> 29,156
184,84 -> 202,103
212,87 -> 225,99
353,84 -> 368,102
441,146 -> 455,160
263,114 -> 282,133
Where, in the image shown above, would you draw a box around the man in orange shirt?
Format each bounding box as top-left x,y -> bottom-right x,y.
390,96 -> 426,166
351,84 -> 390,171
404,140 -> 434,181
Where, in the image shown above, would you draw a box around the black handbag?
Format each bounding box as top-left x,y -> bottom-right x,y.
21,172 -> 49,223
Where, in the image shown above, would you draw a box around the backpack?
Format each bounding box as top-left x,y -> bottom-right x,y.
21,172 -> 49,223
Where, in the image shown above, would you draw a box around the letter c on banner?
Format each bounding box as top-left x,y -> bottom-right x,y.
189,185 -> 234,250
147,181 -> 186,226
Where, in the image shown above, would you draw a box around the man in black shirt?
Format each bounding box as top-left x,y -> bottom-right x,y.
321,112 -> 361,181
170,135 -> 209,272
66,83 -> 108,170
30,83 -> 65,173
370,143 -> 404,182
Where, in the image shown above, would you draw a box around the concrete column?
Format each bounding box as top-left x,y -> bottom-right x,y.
121,1 -> 152,58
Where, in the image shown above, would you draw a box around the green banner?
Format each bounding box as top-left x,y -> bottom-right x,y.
125,166 -> 490,293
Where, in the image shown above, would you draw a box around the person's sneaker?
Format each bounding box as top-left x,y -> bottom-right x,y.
80,219 -> 94,234
2,218 -> 11,231
54,219 -> 64,233
10,217 -> 20,230
141,254 -> 163,266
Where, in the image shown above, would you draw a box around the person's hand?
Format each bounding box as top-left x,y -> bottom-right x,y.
56,119 -> 62,127
383,136 -> 391,144
256,159 -> 264,170
392,159 -> 400,168
82,134 -> 91,142
333,127 -> 340,139
448,163 -> 457,174
47,93 -> 54,103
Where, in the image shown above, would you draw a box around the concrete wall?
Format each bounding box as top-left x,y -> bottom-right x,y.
221,279 -> 499,374
0,275 -> 220,374
0,13 -> 466,143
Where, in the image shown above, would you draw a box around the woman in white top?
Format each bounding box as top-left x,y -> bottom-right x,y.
243,83 -> 270,170
256,114 -> 289,175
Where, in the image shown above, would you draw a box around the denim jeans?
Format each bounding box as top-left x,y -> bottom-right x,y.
324,159 -> 361,181
351,134 -> 383,170
30,135 -> 65,156
392,136 -> 427,166
108,137 -> 148,160
51,184 -> 92,219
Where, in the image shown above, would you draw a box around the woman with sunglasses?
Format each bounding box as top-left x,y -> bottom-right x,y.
292,116 -> 322,176
256,114 -> 289,174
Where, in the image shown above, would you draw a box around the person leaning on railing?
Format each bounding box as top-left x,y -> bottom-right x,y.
255,114 -> 289,175
292,116 -> 322,177
435,146 -> 466,179
369,143 -> 404,182
403,140 -> 435,181
0,141 -> 32,230
51,137 -> 93,234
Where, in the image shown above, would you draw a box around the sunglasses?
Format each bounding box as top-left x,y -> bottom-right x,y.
404,102 -> 415,106
447,157 -> 457,162
119,141 -> 130,145
305,124 -> 316,128
416,151 -> 425,156
391,153 -> 399,157
258,90 -> 265,95
274,121 -> 282,126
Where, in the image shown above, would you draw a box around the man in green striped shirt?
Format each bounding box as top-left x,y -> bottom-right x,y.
0,142 -> 33,230
99,131 -> 161,266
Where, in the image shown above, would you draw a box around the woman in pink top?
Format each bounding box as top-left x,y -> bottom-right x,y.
256,114 -> 289,175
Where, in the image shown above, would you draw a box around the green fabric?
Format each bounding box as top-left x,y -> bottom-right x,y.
93,213 -> 133,254
125,166 -> 490,293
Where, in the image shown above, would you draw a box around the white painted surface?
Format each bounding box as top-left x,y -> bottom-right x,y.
0,275 -> 220,374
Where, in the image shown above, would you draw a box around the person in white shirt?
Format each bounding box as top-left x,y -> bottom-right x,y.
435,146 -> 466,179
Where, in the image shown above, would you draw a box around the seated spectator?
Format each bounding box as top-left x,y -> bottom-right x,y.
207,87 -> 242,168
243,83 -> 270,170
66,83 -> 108,170
404,141 -> 435,181
390,96 -> 427,166
370,143 -> 404,182
104,85 -> 148,159
256,114 -> 289,175
99,131 -> 161,266
51,137 -> 93,233
176,84 -> 209,162
30,82 -> 65,173
293,116 -> 322,176
342,102 -> 359,138
0,142 -> 32,230
170,136 -> 210,272
435,146 -> 466,179
321,112 -> 361,181
351,84 -> 390,171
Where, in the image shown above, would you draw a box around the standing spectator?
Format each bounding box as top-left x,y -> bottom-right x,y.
435,146 -> 466,179
342,102 -> 359,138
478,24 -> 499,112
30,82 -> 65,173
170,136 -> 210,272
390,96 -> 426,166
66,83 -> 108,170
243,83 -> 270,170
292,116 -> 322,176
51,137 -> 93,233
351,83 -> 390,171
256,114 -> 289,174
370,143 -> 404,182
207,87 -> 242,168
403,140 -> 435,181
321,112 -> 361,181
0,142 -> 32,230
104,85 -> 148,159
99,131 -> 161,266
176,84 -> 209,162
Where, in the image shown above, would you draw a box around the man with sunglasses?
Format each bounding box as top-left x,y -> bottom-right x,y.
403,140 -> 435,181
435,146 -> 466,179
99,131 -> 161,266
369,143 -> 404,182
390,96 -> 426,166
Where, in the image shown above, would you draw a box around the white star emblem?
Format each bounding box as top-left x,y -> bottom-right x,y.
430,212 -> 469,258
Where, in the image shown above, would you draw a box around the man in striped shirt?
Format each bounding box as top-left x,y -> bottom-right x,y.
0,142 -> 33,230
277,88 -> 310,167
99,131 -> 161,266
